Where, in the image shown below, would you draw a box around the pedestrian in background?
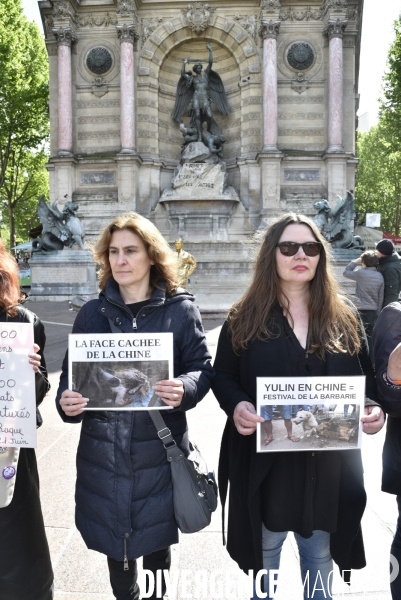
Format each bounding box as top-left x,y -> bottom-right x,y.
376,239 -> 401,307
343,250 -> 384,361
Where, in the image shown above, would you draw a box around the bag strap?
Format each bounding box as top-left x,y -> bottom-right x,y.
107,317 -> 183,461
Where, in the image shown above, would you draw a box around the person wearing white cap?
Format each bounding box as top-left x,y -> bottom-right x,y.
376,239 -> 401,307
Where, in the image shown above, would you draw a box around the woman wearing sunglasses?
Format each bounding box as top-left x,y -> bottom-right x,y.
212,213 -> 384,599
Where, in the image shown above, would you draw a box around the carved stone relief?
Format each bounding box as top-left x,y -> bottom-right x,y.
181,3 -> 216,34
116,1 -> 137,18
78,131 -> 120,140
78,13 -> 117,28
278,112 -> 323,119
259,19 -> 280,40
78,116 -> 119,124
278,95 -> 324,104
231,15 -> 258,41
291,72 -> 309,94
261,0 -> 281,11
77,100 -> 120,109
141,17 -> 164,45
346,6 -> 358,20
116,24 -> 140,44
52,2 -> 77,23
279,128 -> 324,136
321,0 -> 348,17
323,19 -> 348,39
279,6 -> 323,21
91,77 -> 109,97
52,27 -> 78,47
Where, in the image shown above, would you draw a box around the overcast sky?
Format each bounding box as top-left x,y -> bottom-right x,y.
21,0 -> 401,127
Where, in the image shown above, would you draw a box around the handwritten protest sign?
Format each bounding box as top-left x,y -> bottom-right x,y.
256,376 -> 365,453
0,323 -> 36,448
69,332 -> 174,410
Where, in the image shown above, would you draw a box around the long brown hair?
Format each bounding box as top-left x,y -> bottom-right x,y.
228,213 -> 361,357
93,212 -> 179,295
0,240 -> 21,316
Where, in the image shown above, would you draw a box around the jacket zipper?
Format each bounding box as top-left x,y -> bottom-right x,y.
123,537 -> 129,570
106,298 -> 164,330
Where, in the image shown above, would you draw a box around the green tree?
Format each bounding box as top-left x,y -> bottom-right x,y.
0,148 -> 49,244
380,16 -> 401,147
0,0 -> 49,246
355,124 -> 401,234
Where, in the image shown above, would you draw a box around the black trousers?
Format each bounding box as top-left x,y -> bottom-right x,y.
391,496 -> 401,600
359,309 -> 378,364
107,547 -> 171,600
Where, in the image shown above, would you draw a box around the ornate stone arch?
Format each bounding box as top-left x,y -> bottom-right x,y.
136,15 -> 262,161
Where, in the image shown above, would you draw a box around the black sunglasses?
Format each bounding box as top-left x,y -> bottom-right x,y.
276,241 -> 322,257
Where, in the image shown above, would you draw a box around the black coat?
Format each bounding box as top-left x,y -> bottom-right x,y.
212,315 -> 379,578
0,306 -> 53,600
377,253 -> 401,307
56,279 -> 214,561
373,302 -> 401,495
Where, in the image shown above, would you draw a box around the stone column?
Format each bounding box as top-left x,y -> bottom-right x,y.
323,19 -> 348,152
259,20 -> 280,151
53,27 -> 77,156
116,24 -> 139,154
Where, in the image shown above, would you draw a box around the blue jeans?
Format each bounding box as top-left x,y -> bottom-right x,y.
261,405 -> 292,421
252,526 -> 333,599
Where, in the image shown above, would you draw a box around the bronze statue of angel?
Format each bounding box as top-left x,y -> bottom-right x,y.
172,44 -> 230,142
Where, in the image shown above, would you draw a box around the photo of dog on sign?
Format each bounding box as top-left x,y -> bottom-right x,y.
71,360 -> 170,410
257,402 -> 362,452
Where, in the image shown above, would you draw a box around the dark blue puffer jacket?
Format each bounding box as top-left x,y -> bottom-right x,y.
56,279 -> 214,561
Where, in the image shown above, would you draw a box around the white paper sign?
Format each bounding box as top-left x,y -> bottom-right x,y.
256,376 -> 365,453
366,213 -> 381,228
69,332 -> 174,410
0,323 -> 36,448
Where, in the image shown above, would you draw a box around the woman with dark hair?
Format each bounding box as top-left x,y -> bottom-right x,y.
212,213 -> 384,599
0,240 -> 53,600
56,212 -> 213,600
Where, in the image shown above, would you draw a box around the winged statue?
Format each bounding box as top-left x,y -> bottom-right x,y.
32,196 -> 85,252
172,44 -> 230,144
314,191 -> 364,250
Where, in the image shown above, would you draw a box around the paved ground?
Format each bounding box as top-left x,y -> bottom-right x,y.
26,299 -> 396,599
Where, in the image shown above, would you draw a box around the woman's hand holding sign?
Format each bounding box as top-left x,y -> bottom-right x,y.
28,343 -> 41,372
153,378 -> 184,407
233,401 -> 264,436
60,389 -> 88,417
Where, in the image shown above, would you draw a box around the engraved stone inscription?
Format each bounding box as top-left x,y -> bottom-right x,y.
284,169 -> 320,182
35,267 -> 88,284
80,171 -> 115,185
172,163 -> 227,198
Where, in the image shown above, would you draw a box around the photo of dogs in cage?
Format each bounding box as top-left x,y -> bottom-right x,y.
257,402 -> 362,452
71,360 -> 170,410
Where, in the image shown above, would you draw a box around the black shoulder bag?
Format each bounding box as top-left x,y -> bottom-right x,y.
108,318 -> 218,533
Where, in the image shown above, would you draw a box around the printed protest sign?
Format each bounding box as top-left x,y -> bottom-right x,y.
0,323 -> 36,448
256,376 -> 365,452
69,332 -> 174,410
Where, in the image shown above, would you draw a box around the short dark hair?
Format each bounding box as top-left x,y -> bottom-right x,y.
361,251 -> 379,267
